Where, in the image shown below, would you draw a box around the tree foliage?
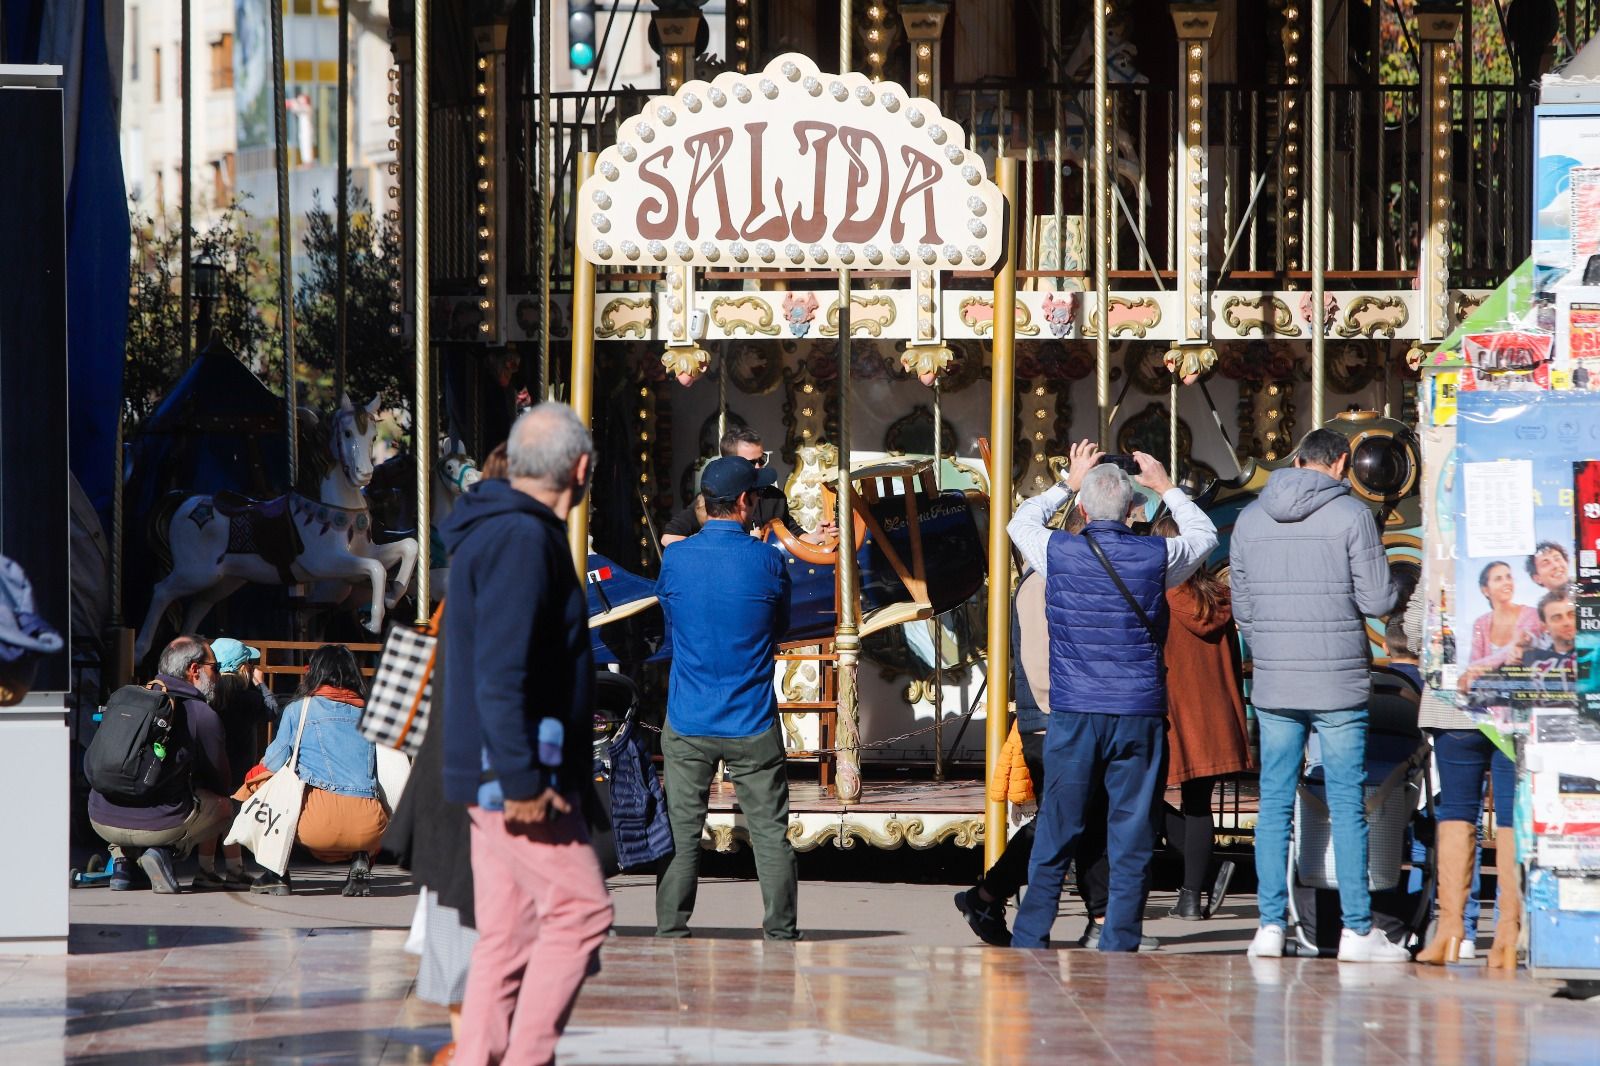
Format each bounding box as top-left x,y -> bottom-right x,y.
124,187 -> 407,429
293,184 -> 408,412
124,200 -> 280,423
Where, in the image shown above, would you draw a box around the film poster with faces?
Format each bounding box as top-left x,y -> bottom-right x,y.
1455,392 -> 1589,729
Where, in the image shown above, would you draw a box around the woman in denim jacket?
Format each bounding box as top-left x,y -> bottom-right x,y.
239,645 -> 387,896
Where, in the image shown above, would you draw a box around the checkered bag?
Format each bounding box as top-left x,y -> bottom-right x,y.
360,603 -> 443,757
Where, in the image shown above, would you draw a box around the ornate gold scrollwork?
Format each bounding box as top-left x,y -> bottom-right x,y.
595,296 -> 654,339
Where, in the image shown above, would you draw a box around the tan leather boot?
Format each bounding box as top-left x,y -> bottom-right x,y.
1418,820 -> 1476,965
1487,826 -> 1522,970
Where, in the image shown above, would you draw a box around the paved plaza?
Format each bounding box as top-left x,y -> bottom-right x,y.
2,860 -> 1596,1064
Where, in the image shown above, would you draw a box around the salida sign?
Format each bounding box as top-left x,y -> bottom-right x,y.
577,54 -> 1003,272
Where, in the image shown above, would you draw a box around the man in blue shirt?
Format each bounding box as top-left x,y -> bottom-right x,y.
654,455 -> 797,940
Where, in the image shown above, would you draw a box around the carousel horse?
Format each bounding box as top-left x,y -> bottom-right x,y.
134,395 -> 420,663
365,439 -> 482,598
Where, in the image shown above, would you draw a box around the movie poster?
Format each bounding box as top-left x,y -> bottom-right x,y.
1453,393 -> 1596,728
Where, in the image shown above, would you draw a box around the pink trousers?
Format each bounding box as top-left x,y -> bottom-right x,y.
455,806 -> 614,1066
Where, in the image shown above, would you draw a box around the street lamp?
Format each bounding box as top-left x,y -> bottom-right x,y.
192,252 -> 223,350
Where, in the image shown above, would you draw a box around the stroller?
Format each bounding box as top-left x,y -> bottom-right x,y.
1283,668 -> 1436,956
590,670 -> 673,876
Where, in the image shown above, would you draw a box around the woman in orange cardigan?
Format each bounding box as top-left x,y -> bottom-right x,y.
1151,515 -> 1253,920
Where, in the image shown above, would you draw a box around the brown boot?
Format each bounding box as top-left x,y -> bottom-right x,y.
1487,826 -> 1522,970
1418,820 -> 1476,965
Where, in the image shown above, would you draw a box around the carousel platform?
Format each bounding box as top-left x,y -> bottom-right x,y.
705,779 -> 988,853
702,778 -> 1261,853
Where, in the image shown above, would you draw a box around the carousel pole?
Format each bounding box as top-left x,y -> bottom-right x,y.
984,157 -> 1019,869
336,0 -> 350,401
1310,0 -> 1327,427
1093,0 -> 1112,446
834,0 -> 864,804
414,0 -> 432,619
180,0 -> 192,367
271,0 -> 298,485
568,152 -> 598,576
538,0 -> 552,397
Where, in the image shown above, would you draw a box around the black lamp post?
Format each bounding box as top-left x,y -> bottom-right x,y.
192,252 -> 222,352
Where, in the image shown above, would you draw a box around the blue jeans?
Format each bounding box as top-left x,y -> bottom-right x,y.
1012,712 -> 1165,952
1430,729 -> 1515,830
1254,706 -> 1371,935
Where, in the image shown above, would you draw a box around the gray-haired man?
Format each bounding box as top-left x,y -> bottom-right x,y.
1005,442 -> 1217,951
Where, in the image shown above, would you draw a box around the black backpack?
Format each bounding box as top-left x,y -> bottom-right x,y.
85,681 -> 182,801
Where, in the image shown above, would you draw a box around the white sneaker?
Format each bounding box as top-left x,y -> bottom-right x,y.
1458,941 -> 1477,961
1247,924 -> 1286,958
1337,927 -> 1411,963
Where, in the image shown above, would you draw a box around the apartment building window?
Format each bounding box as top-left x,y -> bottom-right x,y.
130,9 -> 139,80
154,171 -> 165,215
210,34 -> 234,91
153,47 -> 162,102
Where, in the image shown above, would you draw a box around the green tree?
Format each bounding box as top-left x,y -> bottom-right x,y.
293,184 -> 408,412
123,199 -> 281,425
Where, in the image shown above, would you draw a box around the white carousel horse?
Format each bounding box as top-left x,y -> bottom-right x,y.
134,395 -> 420,662
426,442 -> 482,594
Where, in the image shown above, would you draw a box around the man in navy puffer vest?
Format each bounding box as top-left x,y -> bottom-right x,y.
1006,442 -> 1217,951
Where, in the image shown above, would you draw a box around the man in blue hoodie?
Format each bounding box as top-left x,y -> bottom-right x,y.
1229,427 -> 1405,963
437,403 -> 614,1066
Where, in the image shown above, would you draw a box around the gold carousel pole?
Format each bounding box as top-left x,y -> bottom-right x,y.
180,0 -> 192,367
414,0 -> 432,619
985,157 -> 1019,869
538,0 -> 552,396
271,0 -> 298,485
1093,0 -> 1112,446
1310,0 -> 1327,427
569,152 -> 597,576
834,0 -> 863,804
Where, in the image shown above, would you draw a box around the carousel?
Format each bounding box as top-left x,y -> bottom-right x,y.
124,0 -> 1549,866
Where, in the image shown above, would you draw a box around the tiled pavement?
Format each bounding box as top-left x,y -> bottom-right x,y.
3,863 -> 1596,1064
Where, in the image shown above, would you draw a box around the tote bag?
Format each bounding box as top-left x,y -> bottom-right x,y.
360,603 -> 443,757
224,699 -> 311,875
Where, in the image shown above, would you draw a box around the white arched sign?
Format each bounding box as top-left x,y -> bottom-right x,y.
576,53 -> 1003,272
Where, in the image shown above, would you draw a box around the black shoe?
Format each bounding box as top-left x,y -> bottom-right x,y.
1205,860 -> 1237,918
954,887 -> 1012,947
137,847 -> 180,894
342,852 -> 373,897
1169,888 -> 1204,921
1078,917 -> 1159,951
250,870 -> 293,896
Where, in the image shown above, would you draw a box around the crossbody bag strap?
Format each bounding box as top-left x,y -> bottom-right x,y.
1081,531 -> 1159,641
286,697 -> 313,775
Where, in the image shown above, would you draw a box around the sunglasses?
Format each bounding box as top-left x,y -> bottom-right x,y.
754,451 -> 772,469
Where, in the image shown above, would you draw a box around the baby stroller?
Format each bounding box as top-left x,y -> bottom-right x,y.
1283,668 -> 1436,956
591,671 -> 673,876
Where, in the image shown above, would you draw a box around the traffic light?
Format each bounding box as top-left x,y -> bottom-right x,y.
568,1 -> 597,71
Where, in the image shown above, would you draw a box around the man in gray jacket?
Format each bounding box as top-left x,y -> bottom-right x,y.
1229,428 -> 1406,962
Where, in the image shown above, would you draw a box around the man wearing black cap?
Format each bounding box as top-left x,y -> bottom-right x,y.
654,455 -> 799,940
659,426 -> 835,547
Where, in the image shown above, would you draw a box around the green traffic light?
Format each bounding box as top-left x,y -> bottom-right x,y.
571,41 -> 596,69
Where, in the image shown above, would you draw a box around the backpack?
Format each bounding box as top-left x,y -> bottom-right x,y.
85,681 -> 183,801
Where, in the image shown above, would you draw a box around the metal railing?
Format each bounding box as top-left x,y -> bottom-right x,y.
427,78 -> 1535,294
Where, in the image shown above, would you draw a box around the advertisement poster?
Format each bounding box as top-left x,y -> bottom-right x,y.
1534,107 -> 1600,284
1557,288 -> 1600,388
1419,419 -> 1461,696
233,0 -> 274,155
1454,393 -> 1597,726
